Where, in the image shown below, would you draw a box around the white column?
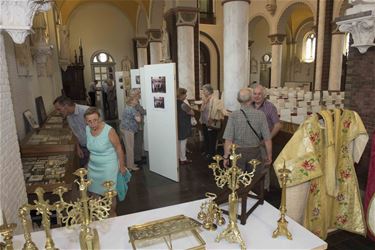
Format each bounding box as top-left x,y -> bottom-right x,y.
176,9 -> 197,100
222,0 -> 250,111
328,28 -> 345,91
147,29 -> 162,64
269,34 -> 285,88
135,37 -> 148,68
314,0 -> 326,90
0,0 -> 51,232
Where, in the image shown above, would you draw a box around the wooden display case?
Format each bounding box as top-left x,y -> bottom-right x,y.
20,128 -> 76,154
21,152 -> 78,194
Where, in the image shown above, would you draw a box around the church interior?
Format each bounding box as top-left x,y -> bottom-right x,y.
1,0 -> 375,249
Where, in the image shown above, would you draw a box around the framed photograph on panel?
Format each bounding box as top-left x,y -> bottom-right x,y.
35,96 -> 47,125
153,96 -> 165,109
151,76 -> 166,93
130,69 -> 140,89
24,109 -> 40,130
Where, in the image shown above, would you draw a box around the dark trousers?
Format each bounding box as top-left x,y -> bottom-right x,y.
202,124 -> 218,157
88,92 -> 96,106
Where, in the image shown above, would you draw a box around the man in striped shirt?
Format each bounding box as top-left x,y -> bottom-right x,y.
251,84 -> 282,191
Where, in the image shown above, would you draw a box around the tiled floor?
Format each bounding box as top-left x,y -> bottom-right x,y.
116,139 -> 375,250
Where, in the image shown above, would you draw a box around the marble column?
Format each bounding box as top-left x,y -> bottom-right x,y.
222,0 -> 250,111
134,37 -> 148,68
0,0 -> 51,232
268,34 -> 285,88
328,26 -> 345,91
176,8 -> 198,99
314,0 -> 326,90
147,29 -> 162,64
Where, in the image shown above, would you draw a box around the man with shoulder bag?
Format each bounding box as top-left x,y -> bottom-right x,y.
222,88 -> 272,179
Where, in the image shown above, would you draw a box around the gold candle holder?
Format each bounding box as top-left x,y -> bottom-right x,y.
53,168 -> 117,250
272,163 -> 292,240
0,211 -> 17,250
209,144 -> 259,250
18,205 -> 38,250
197,192 -> 225,231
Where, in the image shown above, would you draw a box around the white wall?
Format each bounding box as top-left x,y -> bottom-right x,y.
4,9 -> 63,140
68,3 -> 135,90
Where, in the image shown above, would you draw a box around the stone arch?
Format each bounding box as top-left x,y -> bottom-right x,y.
275,1 -> 316,34
333,0 -> 350,20
199,31 -> 221,91
294,17 -> 314,42
149,0 -> 165,29
248,14 -> 271,40
136,5 -> 148,36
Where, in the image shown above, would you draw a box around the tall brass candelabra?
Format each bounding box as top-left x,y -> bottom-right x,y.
53,168 -> 117,250
272,164 -> 292,240
208,144 -> 260,250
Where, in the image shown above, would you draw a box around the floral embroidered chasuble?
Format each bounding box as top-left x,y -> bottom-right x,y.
274,109 -> 368,239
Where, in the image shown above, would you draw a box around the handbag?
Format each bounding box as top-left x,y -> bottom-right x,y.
240,109 -> 263,142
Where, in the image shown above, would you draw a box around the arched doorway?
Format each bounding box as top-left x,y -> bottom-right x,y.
199,42 -> 210,89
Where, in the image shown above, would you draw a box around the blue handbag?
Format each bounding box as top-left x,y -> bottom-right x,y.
116,170 -> 132,201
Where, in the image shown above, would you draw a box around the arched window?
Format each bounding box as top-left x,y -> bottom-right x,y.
91,51 -> 115,86
302,32 -> 316,63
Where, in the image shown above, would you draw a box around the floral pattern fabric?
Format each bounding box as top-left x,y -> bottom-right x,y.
274,109 -> 368,240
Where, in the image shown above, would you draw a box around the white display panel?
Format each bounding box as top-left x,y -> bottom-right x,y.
130,69 -> 141,89
115,71 -> 125,121
144,63 -> 179,182
139,67 -> 148,151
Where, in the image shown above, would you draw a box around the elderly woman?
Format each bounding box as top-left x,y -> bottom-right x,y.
129,88 -> 146,165
84,107 -> 127,216
200,84 -> 225,160
120,95 -> 142,171
177,88 -> 195,165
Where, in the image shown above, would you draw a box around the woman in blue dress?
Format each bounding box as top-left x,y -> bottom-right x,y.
84,107 -> 127,216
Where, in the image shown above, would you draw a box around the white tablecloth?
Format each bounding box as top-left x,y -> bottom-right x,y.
12,198 -> 327,249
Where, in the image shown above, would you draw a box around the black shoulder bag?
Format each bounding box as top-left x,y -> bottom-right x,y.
240,109 -> 263,142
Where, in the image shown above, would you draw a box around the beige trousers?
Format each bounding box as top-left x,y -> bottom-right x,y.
121,128 -> 136,169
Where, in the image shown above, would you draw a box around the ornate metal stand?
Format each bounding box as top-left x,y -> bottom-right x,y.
17,187 -> 58,250
0,211 -> 17,250
272,164 -> 292,240
53,168 -> 117,250
208,144 -> 259,250
197,192 -> 225,231
18,205 -> 38,250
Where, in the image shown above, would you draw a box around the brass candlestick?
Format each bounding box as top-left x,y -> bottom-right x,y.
272,164 -> 292,240
0,211 -> 17,250
18,187 -> 58,250
53,168 -> 117,250
209,144 -> 259,250
18,205 -> 38,250
197,192 -> 225,231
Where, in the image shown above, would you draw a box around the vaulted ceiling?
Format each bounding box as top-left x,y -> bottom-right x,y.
55,0 -> 150,28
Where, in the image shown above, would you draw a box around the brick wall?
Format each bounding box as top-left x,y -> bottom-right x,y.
0,34 -> 28,233
345,46 -> 375,189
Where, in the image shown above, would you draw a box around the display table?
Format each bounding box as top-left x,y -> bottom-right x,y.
12,198 -> 327,249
